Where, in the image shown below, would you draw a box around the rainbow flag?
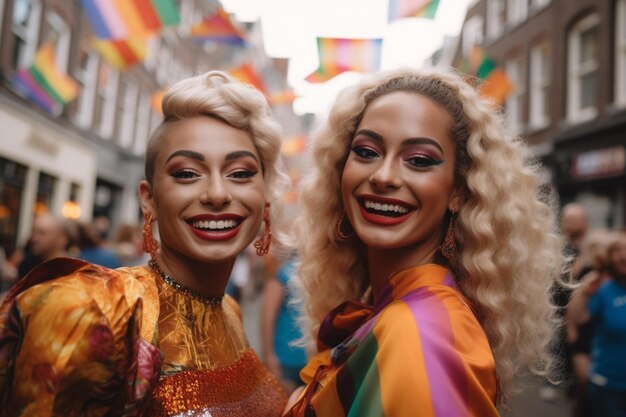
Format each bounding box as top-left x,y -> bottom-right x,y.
229,63 -> 267,94
190,8 -> 246,45
269,89 -> 296,106
456,46 -> 514,105
81,0 -> 180,40
306,38 -> 383,83
13,43 -> 79,113
92,37 -> 148,70
388,0 -> 440,21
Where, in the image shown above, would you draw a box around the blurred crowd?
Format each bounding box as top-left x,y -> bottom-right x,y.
1,205 -> 625,412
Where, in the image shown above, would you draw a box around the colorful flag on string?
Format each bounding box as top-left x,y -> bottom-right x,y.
13,43 -> 79,113
92,37 -> 148,70
306,38 -> 383,83
281,135 -> 307,157
81,0 -> 180,40
458,46 -> 515,105
190,8 -> 246,45
151,88 -> 166,113
388,0 -> 440,21
269,89 -> 296,106
229,63 -> 267,94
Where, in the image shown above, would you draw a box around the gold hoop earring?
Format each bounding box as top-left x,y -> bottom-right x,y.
143,212 -> 159,260
335,211 -> 354,240
254,203 -> 272,256
440,209 -> 458,260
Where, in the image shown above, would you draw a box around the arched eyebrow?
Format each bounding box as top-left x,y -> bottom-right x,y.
354,129 -> 444,153
165,149 -> 259,164
166,150 -> 204,162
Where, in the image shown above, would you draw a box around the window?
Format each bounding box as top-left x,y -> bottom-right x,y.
116,80 -> 139,149
72,49 -> 100,129
505,55 -> 526,132
529,42 -> 551,129
487,0 -> 506,40
0,157 -> 28,257
35,172 -> 57,216
462,15 -> 484,57
43,11 -> 71,71
507,0 -> 528,27
616,0 -> 626,106
133,94 -> 152,155
11,0 -> 42,68
94,63 -> 119,139
567,14 -> 599,122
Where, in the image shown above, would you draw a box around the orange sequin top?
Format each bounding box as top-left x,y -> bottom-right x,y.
0,258 -> 287,417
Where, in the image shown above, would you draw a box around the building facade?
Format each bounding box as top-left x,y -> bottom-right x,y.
455,0 -> 626,228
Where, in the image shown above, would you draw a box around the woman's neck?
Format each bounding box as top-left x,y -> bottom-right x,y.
367,242 -> 438,303
155,250 -> 235,298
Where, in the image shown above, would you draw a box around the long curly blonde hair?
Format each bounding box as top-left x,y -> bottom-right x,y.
145,70 -> 289,242
295,68 -> 565,404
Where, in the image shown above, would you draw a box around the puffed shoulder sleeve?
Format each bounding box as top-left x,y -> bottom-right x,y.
0,259 -> 162,417
362,286 -> 499,417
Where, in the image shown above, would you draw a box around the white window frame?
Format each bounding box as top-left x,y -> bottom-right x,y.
11,0 -> 42,68
97,65 -> 120,139
72,50 -> 100,129
616,0 -> 626,107
529,42 -> 551,129
507,0 -> 528,28
117,80 -> 139,149
133,94 -> 152,156
567,13 -> 600,123
487,0 -> 506,40
45,11 -> 70,71
462,15 -> 484,57
505,56 -> 526,133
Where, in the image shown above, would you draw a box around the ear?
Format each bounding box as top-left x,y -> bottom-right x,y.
448,187 -> 464,212
138,180 -> 156,219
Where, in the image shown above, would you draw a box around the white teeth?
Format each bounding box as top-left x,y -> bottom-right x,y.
191,219 -> 238,230
363,200 -> 410,214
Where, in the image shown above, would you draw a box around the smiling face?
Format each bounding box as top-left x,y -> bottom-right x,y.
341,91 -> 461,256
139,116 -> 265,265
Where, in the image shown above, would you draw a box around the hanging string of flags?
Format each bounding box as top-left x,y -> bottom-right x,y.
306,38 -> 383,83
190,8 -> 247,45
388,0 -> 441,21
456,46 -> 515,105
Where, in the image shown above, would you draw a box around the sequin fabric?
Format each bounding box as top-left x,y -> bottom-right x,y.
147,349 -> 287,417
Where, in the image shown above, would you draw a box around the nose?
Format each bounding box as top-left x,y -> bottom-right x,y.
369,158 -> 402,190
199,175 -> 232,208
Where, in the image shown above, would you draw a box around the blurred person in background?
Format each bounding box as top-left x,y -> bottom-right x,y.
562,203 -> 589,257
76,221 -> 121,269
568,231 -> 626,417
566,229 -> 611,417
111,223 -> 148,266
0,71 -> 289,416
285,68 -> 565,416
261,252 -> 307,393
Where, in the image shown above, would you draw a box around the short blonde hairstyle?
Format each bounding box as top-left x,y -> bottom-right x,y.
295,68 -> 566,405
145,71 -> 289,240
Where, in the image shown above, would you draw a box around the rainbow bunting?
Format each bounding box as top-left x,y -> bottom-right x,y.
190,8 -> 246,45
92,37 -> 148,70
388,0 -> 440,21
81,0 -> 180,40
13,43 -> 79,113
269,89 -> 296,106
455,46 -> 514,105
229,63 -> 267,94
306,38 -> 383,83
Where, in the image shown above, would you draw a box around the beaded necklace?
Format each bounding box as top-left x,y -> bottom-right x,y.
149,259 -> 223,305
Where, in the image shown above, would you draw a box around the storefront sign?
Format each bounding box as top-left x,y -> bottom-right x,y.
572,145 -> 626,179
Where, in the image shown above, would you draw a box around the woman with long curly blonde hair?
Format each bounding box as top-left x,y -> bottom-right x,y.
285,68 -> 565,416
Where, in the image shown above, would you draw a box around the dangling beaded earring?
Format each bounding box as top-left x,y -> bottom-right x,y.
335,211 -> 354,240
441,209 -> 458,260
143,212 -> 159,260
254,203 -> 272,256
